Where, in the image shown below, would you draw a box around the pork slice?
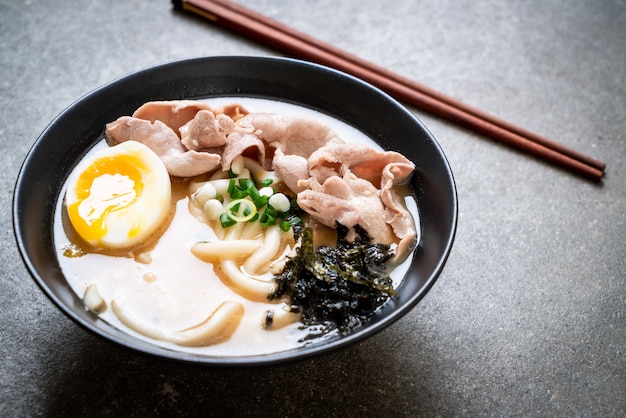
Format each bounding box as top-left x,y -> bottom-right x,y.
236,113 -> 344,158
304,143 -> 418,260
380,163 -> 418,259
105,116 -> 221,178
163,149 -> 221,178
105,116 -> 180,149
297,174 -> 396,245
221,131 -> 266,172
271,150 -> 309,193
132,100 -> 214,135
179,110 -> 233,151
220,103 -> 249,121
308,143 -> 414,186
381,164 -> 416,237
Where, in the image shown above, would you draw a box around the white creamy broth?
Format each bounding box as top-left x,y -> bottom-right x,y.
54,97 -> 417,357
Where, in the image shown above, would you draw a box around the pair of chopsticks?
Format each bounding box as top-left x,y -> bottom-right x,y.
173,0 -> 605,181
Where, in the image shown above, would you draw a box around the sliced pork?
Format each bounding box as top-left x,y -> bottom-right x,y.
179,110 -> 233,151
221,103 -> 249,121
234,113 -> 344,157
299,143 -> 417,260
132,100 -> 214,135
307,143 -> 414,186
297,173 -> 396,245
271,150 -> 309,193
221,131 -> 266,172
105,116 -> 221,177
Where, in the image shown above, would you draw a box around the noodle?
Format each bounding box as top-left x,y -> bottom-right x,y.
220,259 -> 276,300
244,225 -> 282,275
112,299 -> 244,347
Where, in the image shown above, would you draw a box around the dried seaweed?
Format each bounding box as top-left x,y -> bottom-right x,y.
270,223 -> 396,339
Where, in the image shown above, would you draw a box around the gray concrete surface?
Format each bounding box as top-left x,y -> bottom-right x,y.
1,0 -> 624,416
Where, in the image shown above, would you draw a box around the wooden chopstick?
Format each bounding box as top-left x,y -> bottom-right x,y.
173,0 -> 605,181
199,0 -> 606,174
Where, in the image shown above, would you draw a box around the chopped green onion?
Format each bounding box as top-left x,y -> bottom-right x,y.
279,220 -> 291,232
205,170 -> 301,230
265,206 -> 277,217
238,178 -> 252,190
219,212 -> 237,228
252,195 -> 268,208
246,185 -> 261,201
259,212 -> 276,226
279,216 -> 303,232
253,195 -> 270,208
231,187 -> 246,199
224,199 -> 257,222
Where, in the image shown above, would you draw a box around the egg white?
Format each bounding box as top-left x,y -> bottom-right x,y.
65,140 -> 171,250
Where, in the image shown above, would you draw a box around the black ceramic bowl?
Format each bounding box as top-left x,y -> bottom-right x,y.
13,56 -> 457,366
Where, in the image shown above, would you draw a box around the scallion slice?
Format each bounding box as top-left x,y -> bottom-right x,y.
224,198 -> 258,223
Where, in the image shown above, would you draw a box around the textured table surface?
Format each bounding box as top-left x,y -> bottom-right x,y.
1,1 -> 624,416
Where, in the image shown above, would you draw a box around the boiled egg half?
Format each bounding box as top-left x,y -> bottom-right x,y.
65,141 -> 171,250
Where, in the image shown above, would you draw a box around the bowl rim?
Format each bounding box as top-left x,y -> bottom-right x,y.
13,55 -> 458,366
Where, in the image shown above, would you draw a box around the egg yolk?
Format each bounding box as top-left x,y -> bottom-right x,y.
67,154 -> 145,244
